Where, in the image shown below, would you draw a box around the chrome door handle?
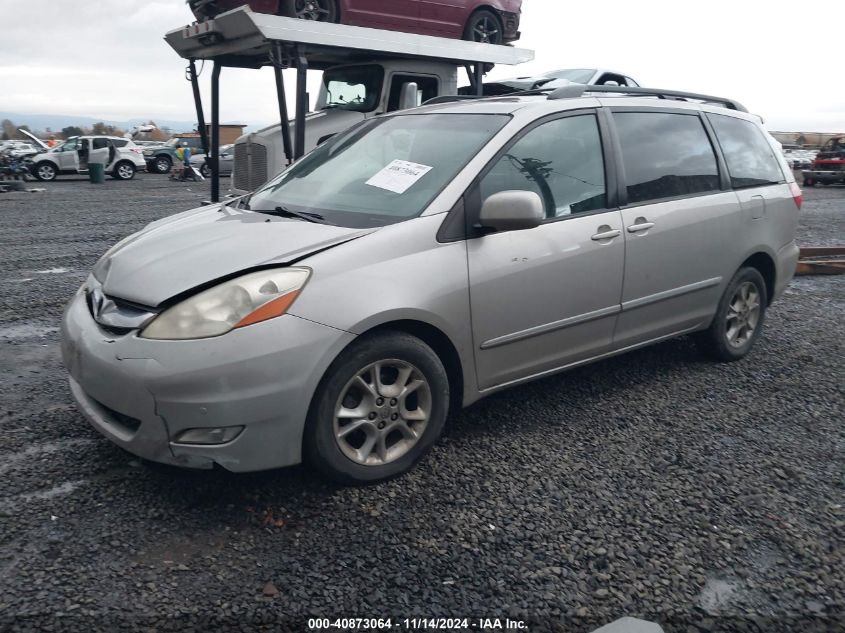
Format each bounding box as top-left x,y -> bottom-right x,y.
591,229 -> 621,241
627,222 -> 655,233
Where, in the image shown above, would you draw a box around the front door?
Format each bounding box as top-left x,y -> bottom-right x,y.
57,138 -> 81,171
467,112 -> 625,391
344,0 -> 419,31
610,109 -> 737,348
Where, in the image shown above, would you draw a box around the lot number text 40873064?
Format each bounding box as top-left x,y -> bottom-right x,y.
306,618 -> 529,630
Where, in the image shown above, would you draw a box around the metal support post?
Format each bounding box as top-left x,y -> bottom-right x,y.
273,43 -> 294,166
294,45 -> 309,160
188,59 -> 209,155
210,61 -> 221,203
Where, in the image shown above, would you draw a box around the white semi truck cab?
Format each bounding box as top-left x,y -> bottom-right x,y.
232,59 -> 458,193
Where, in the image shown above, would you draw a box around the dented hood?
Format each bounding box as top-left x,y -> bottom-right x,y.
98,205 -> 373,307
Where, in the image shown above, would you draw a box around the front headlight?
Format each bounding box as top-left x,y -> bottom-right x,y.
140,268 -> 310,340
143,150 -> 154,156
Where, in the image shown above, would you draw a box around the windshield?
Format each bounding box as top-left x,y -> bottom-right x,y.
54,138 -> 80,152
321,65 -> 384,113
543,69 -> 596,83
249,113 -> 510,228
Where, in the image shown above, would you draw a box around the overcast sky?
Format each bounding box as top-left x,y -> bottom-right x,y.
1,0 -> 843,132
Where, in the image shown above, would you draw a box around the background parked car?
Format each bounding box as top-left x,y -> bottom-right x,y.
143,136 -> 206,174
1,142 -> 41,158
29,136 -> 146,181
191,144 -> 233,177
462,68 -> 640,95
188,0 -> 522,44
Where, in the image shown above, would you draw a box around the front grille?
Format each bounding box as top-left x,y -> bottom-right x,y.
233,141 -> 269,192
234,143 -> 249,191
248,143 -> 268,191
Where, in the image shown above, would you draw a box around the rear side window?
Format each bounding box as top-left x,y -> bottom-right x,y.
479,114 -> 607,218
707,114 -> 784,188
614,112 -> 720,204
91,138 -> 110,150
112,139 -> 129,148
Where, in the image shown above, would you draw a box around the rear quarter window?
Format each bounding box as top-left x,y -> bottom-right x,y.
707,113 -> 784,188
613,111 -> 720,205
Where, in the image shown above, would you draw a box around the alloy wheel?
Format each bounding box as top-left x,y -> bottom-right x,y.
155,157 -> 171,173
294,0 -> 331,20
36,164 -> 56,181
725,281 -> 761,348
472,16 -> 500,43
117,164 -> 134,179
333,359 -> 432,466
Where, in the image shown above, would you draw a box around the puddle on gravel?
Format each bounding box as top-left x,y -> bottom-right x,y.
699,577 -> 740,612
27,480 -> 84,500
0,323 -> 58,341
0,439 -> 97,475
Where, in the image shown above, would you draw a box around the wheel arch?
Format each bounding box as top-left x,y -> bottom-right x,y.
355,319 -> 466,414
741,251 -> 776,306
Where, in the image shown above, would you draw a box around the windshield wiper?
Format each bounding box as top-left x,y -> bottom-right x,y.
253,205 -> 329,224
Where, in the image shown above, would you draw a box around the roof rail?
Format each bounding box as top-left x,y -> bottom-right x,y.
546,84 -> 748,112
423,95 -> 484,106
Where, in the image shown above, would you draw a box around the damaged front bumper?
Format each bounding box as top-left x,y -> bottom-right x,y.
60,283 -> 354,472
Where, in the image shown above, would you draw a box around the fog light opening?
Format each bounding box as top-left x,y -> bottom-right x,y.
174,426 -> 244,445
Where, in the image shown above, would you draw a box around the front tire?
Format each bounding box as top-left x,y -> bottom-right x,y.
464,9 -> 504,45
304,332 -> 449,484
280,0 -> 338,22
695,267 -> 768,362
152,155 -> 172,174
112,161 -> 136,180
33,162 -> 57,181
200,163 -> 211,178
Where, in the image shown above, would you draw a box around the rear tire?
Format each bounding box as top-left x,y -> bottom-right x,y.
803,178 -> 815,187
694,267 -> 767,362
464,9 -> 504,45
304,332 -> 449,485
280,0 -> 338,22
112,161 -> 136,180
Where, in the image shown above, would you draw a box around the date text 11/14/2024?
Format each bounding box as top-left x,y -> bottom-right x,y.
307,618 -> 529,630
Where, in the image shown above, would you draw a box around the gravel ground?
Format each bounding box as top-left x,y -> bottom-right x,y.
0,175 -> 843,633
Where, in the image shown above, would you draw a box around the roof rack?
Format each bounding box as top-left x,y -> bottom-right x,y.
546,84 -> 747,112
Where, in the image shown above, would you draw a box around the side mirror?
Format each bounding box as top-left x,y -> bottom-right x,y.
479,190 -> 544,232
220,153 -> 229,158
398,82 -> 420,110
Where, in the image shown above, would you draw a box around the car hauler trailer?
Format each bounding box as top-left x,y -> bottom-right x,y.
165,5 -> 533,200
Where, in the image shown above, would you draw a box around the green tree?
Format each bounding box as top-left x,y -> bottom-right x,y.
90,122 -> 124,137
61,125 -> 84,138
1,119 -> 16,140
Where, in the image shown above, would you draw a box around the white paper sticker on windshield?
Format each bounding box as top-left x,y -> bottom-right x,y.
365,160 -> 433,194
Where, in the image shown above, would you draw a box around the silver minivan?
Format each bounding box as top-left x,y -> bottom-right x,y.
61,87 -> 801,483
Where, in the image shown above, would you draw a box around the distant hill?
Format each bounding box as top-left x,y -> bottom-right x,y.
0,111 -> 256,135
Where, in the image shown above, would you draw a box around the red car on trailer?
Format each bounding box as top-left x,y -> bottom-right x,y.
188,0 -> 522,45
